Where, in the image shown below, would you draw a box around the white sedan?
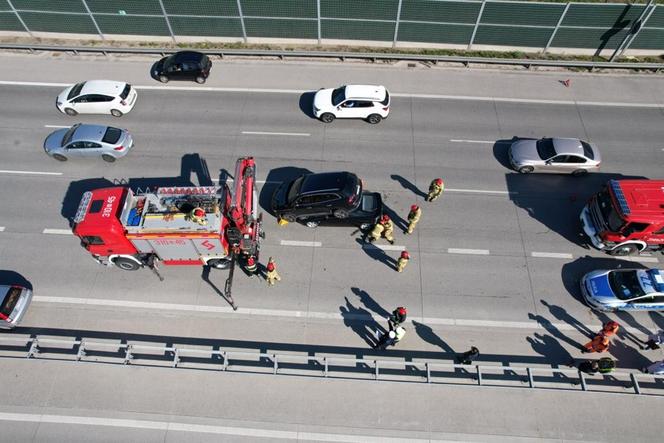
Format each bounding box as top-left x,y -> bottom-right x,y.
56,80 -> 138,117
313,84 -> 390,124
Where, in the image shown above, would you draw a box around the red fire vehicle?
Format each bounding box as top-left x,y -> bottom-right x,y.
580,179 -> 664,256
72,157 -> 262,274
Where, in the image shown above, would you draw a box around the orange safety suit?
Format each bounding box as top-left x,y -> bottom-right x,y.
583,334 -> 610,353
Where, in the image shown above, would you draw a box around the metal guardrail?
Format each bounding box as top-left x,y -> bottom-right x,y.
0,44 -> 663,72
2,335 -> 663,396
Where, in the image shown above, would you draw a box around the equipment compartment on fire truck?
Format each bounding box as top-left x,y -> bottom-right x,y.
120,186 -> 224,233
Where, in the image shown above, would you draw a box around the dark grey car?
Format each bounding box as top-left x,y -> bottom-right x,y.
44,123 -> 133,162
508,137 -> 601,175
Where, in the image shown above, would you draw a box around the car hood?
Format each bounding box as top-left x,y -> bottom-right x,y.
313,88 -> 333,110
509,139 -> 540,163
584,270 -> 613,298
153,58 -> 166,74
43,128 -> 68,153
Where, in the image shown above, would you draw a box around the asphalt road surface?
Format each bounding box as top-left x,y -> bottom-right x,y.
0,53 -> 663,442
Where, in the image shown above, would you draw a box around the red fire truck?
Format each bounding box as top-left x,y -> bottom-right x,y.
580,179 -> 664,256
72,157 -> 262,275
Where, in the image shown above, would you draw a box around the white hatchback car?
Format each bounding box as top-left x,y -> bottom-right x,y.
313,85 -> 390,124
56,80 -> 138,117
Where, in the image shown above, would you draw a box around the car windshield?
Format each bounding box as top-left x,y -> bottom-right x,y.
120,84 -> 131,100
581,141 -> 595,159
102,127 -> 122,144
0,286 -> 20,317
381,90 -> 390,106
597,189 -> 625,232
332,87 -> 346,106
287,177 -> 304,203
536,138 -> 556,160
67,82 -> 85,100
608,270 -> 646,300
163,54 -> 177,69
61,124 -> 79,147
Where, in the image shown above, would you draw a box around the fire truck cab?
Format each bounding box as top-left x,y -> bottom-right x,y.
580,179 -> 664,256
73,157 -> 260,271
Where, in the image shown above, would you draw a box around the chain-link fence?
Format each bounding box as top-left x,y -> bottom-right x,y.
0,1 -> 663,53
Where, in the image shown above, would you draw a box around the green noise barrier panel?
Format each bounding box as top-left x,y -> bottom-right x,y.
0,0 -> 661,52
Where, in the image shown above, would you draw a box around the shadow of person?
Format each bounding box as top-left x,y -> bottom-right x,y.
649,311 -> 664,330
390,174 -> 426,199
608,339 -> 650,371
527,333 -> 573,367
351,287 -> 390,318
339,297 -> 385,348
382,202 -> 408,232
540,299 -> 595,339
613,311 -> 650,347
528,312 -> 585,350
412,321 -> 455,356
298,91 -> 317,119
201,265 -> 236,309
355,238 -> 397,270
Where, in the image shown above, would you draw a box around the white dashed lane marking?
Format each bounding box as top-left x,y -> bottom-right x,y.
0,170 -> 63,176
42,229 -> 73,235
531,252 -> 574,259
622,256 -> 659,263
449,139 -> 495,144
364,244 -> 405,251
0,227 -> 4,232
447,248 -> 490,255
44,124 -> 70,128
241,131 -> 310,137
280,240 -> 322,247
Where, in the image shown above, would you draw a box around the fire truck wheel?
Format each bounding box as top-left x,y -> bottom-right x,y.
110,109 -> 123,117
609,244 -> 639,256
52,154 -> 67,162
207,259 -> 231,269
113,257 -> 141,271
102,154 -> 116,163
333,209 -> 349,219
518,166 -> 534,174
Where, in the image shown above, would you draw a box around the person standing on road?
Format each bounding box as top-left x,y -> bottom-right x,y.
643,359 -> 664,375
265,257 -> 281,287
426,178 -> 444,202
457,346 -> 480,365
405,205 -> 421,234
388,306 -> 407,331
600,321 -> 620,338
642,329 -> 664,350
581,334 -> 610,354
368,215 -> 395,245
397,250 -> 410,272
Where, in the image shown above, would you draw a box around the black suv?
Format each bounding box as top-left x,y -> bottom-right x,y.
272,172 -> 381,228
153,51 -> 212,84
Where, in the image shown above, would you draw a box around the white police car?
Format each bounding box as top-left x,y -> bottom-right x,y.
581,268 -> 664,311
312,84 -> 390,124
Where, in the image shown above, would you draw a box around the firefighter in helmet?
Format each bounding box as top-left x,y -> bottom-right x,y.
405,204 -> 421,234
266,257 -> 281,286
426,178 -> 444,202
397,250 -> 410,272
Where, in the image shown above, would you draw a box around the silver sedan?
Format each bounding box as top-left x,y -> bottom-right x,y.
44,123 -> 133,162
508,137 -> 601,175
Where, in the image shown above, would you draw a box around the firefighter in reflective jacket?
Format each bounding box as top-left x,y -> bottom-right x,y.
397,250 -> 409,272
368,215 -> 395,244
405,205 -> 421,234
426,178 -> 444,202
266,257 -> 281,286
245,256 -> 257,274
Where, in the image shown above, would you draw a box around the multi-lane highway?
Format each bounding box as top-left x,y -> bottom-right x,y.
1,53 -> 664,442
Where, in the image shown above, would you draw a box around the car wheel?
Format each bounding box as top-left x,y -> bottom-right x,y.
102,154 -> 116,163
518,166 -> 534,174
367,114 -> 382,124
110,109 -> 123,117
207,258 -> 231,269
333,209 -> 349,219
609,244 -> 639,256
320,113 -> 335,123
159,75 -> 169,83
52,153 -> 67,162
359,222 -> 371,230
64,108 -> 77,116
305,220 -> 320,228
195,76 -> 206,84
282,213 -> 296,223
113,257 -> 141,271
571,169 -> 588,177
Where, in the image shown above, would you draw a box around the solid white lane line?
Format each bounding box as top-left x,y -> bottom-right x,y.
445,188 -> 514,195
0,412 -> 429,442
531,252 -> 574,259
0,169 -> 63,176
1,81 -> 661,108
364,244 -> 406,251
280,240 -> 322,247
622,256 -> 659,263
449,139 -> 495,144
241,131 -> 310,137
42,229 -> 72,235
44,124 -> 70,128
448,248 -> 490,255
33,295 -> 632,333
